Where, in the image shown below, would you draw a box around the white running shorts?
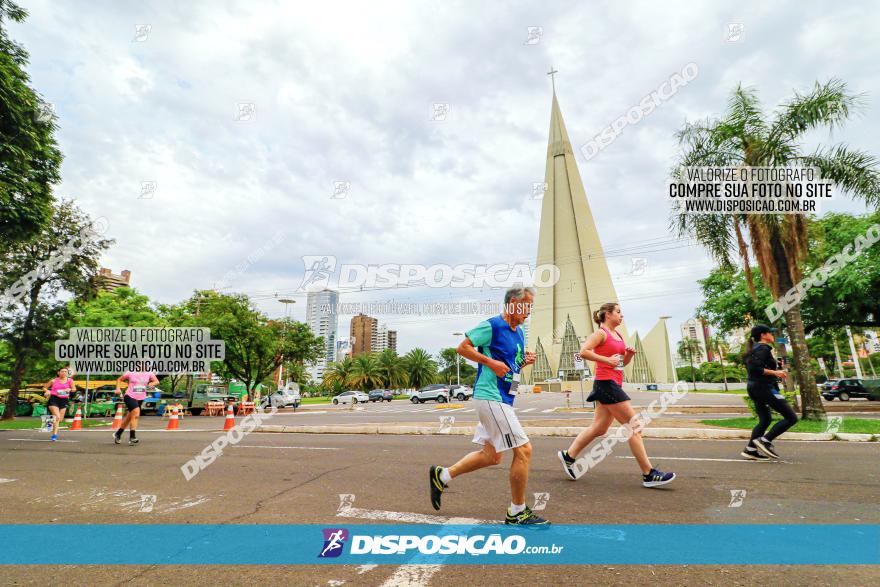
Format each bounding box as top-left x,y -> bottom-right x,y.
472,399 -> 529,452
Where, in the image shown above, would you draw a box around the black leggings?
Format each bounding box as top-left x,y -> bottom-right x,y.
747,383 -> 798,445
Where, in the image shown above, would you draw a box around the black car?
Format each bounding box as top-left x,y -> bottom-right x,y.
821,378 -> 879,401
368,389 -> 394,402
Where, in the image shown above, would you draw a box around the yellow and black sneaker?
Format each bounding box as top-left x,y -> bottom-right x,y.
505,506 -> 550,525
429,465 -> 447,511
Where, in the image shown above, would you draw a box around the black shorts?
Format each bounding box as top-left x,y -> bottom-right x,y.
47,396 -> 69,410
123,395 -> 143,411
587,379 -> 631,405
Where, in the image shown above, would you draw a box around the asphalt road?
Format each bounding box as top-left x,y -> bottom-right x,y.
2,426 -> 877,586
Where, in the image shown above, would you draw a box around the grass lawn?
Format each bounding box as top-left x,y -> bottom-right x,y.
0,418 -> 111,430
300,397 -> 331,404
685,388 -> 747,395
702,417 -> 880,435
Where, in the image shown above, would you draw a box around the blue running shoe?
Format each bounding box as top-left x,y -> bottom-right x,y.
50,434 -> 57,442
505,506 -> 550,525
642,468 -> 675,488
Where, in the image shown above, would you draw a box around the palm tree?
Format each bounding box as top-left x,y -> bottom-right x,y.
673,80 -> 880,420
321,356 -> 354,393
376,349 -> 409,390
677,338 -> 703,391
348,353 -> 384,390
403,348 -> 438,389
708,333 -> 731,392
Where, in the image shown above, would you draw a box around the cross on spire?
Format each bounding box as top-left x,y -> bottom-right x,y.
547,66 -> 558,93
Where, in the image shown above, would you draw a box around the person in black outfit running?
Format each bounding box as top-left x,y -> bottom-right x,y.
741,324 -> 798,460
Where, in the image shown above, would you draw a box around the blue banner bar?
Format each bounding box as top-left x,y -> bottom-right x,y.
1,524 -> 877,565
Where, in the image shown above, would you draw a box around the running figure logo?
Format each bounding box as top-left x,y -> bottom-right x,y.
728,489 -> 747,508
318,528 -> 349,558
298,256 -> 337,292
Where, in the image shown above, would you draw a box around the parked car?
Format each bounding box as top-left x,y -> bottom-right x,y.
822,378 -> 879,401
447,385 -> 473,401
368,389 -> 394,402
261,386 -> 302,409
332,390 -> 370,405
410,384 -> 450,404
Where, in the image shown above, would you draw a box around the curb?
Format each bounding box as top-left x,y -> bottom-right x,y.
254,425 -> 879,441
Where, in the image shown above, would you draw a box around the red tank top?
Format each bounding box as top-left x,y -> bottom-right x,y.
594,326 -> 626,385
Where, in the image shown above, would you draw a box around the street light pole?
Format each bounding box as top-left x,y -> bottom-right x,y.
452,332 -> 464,386
278,298 -> 297,390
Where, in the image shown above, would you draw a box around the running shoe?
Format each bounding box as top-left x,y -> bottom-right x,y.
752,437 -> 779,459
740,449 -> 771,461
429,465 -> 446,511
114,430 -> 122,444
557,450 -> 578,480
642,468 -> 676,488
505,506 -> 550,525
50,434 -> 57,442
129,437 -> 139,445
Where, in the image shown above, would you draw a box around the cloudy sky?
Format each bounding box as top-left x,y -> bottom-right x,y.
11,0 -> 880,355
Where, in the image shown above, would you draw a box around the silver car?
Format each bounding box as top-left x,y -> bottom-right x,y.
410,384 -> 450,404
332,390 -> 370,405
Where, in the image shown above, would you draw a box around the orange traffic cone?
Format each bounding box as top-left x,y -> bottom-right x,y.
111,404 -> 124,430
69,407 -> 83,431
223,404 -> 235,431
165,406 -> 180,430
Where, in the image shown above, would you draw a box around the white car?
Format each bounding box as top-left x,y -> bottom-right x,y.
261,388 -> 301,409
332,390 -> 370,405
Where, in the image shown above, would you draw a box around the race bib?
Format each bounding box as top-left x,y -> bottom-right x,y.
509,372 -> 521,395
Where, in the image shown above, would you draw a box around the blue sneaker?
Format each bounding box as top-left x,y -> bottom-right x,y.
642,468 -> 675,488
505,506 -> 550,525
50,434 -> 57,442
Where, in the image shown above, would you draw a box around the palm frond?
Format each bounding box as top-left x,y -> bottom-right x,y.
796,144 -> 880,206
767,79 -> 865,151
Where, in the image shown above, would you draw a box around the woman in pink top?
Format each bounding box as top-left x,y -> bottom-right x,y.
557,302 -> 676,488
114,370 -> 158,445
42,367 -> 76,441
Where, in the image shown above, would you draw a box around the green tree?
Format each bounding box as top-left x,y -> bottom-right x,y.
191,291 -> 323,396
437,347 -> 476,385
66,287 -> 160,327
403,348 -> 437,389
322,356 -> 354,394
0,201 -> 111,418
376,348 -> 408,389
673,80 -> 880,419
348,353 -> 383,390
0,1 -> 63,243
707,333 -> 731,391
677,338 -> 703,390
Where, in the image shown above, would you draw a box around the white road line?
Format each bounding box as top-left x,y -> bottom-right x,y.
7,438 -> 79,443
520,408 -> 536,413
541,408 -> 555,413
463,409 -> 475,413
0,478 -> 17,483
230,445 -> 339,450
336,494 -> 492,587
616,456 -> 790,463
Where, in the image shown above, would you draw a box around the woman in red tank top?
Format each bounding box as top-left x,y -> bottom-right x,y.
556,302 -> 676,488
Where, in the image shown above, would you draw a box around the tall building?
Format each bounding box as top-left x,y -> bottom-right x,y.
525,88 -> 629,383
305,289 -> 338,380
680,318 -> 712,364
373,323 -> 398,353
95,267 -> 131,292
350,314 -> 377,356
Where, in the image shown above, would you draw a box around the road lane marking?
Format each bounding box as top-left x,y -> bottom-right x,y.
7,438 -> 79,442
520,408 -> 536,413
541,408 -> 555,413
336,494 -> 492,525
231,445 -> 339,450
0,478 -> 17,484
616,456 -> 791,463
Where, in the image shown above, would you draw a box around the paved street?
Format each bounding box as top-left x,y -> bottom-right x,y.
2,425 -> 877,585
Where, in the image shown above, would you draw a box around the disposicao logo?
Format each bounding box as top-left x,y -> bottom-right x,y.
318,528 -> 349,558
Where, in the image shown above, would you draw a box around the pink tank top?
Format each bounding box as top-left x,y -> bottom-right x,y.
594,326 -> 626,385
49,378 -> 73,398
